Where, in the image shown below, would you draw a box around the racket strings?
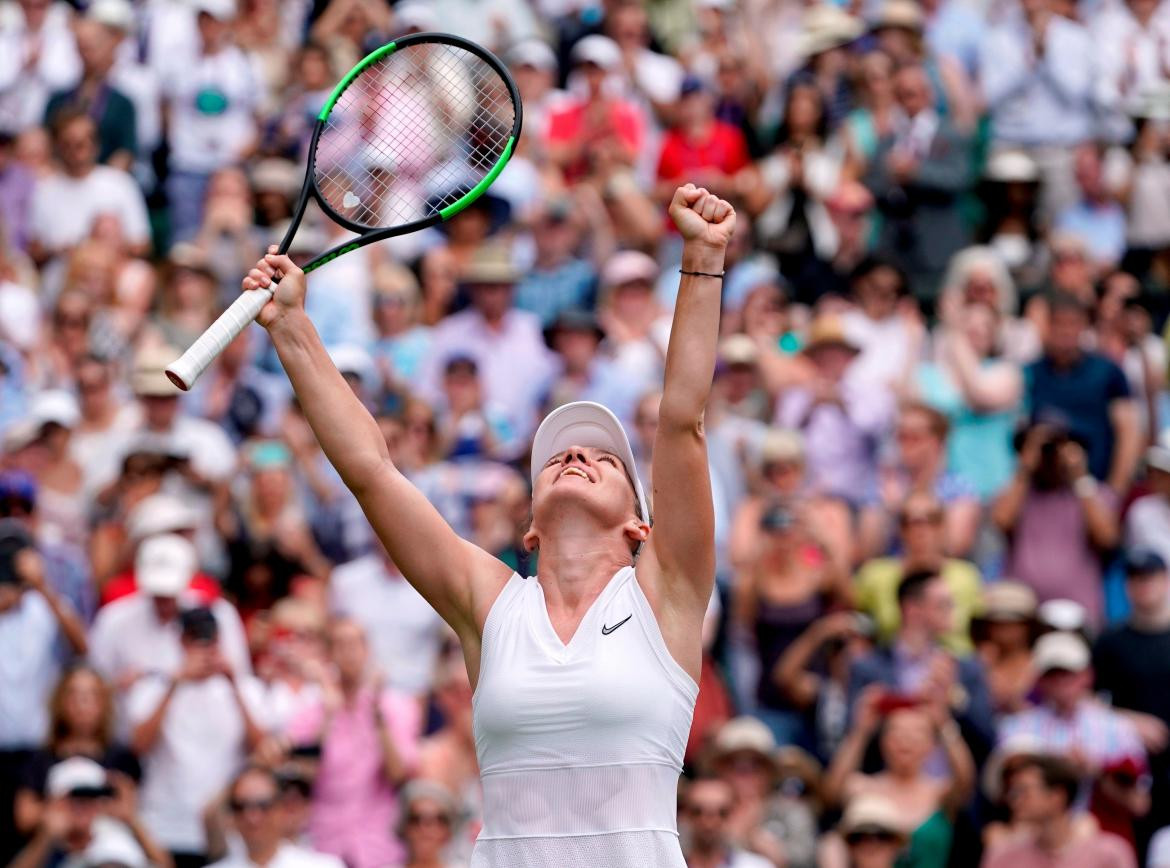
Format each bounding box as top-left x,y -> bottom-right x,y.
314,42 -> 517,229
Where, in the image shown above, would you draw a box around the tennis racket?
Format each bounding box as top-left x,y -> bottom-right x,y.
166,32 -> 523,390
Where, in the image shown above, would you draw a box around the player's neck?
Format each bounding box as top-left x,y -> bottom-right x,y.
537,529 -> 631,615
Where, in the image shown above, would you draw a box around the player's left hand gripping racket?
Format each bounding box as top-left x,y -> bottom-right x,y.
166,32 -> 522,390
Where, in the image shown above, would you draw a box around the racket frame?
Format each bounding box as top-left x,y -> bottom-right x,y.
288,31 -> 523,275
165,31 -> 522,390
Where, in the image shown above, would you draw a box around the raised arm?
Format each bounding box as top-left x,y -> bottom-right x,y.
244,250 -> 511,651
642,186 -> 735,620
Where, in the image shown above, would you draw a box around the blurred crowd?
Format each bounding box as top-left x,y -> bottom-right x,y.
3,0 -> 1170,866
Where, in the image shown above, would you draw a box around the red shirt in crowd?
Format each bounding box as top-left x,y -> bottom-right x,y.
545,98 -> 645,183
100,571 -> 222,607
656,120 -> 749,184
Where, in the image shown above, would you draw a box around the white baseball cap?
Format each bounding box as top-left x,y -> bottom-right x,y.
191,0 -> 236,20
126,493 -> 199,541
1032,631 -> 1090,674
47,757 -> 112,799
570,35 -> 621,71
136,533 -> 197,597
530,401 -> 649,523
88,0 -> 135,31
30,389 -> 80,430
508,39 -> 558,73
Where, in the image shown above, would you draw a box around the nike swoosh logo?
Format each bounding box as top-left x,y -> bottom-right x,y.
601,615 -> 632,635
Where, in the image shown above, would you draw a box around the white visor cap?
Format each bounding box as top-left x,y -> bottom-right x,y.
530,401 -> 649,524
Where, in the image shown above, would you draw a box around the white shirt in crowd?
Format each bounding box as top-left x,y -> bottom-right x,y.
0,0 -> 80,133
0,591 -> 59,748
329,554 -> 446,697
1125,493 -> 1170,568
1092,3 -> 1170,125
128,671 -> 269,853
208,841 -> 344,868
162,44 -> 259,174
981,15 -> 1095,146
28,166 -> 151,253
89,594 -> 251,687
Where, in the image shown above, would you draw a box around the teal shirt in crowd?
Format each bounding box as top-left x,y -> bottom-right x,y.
917,361 -> 1017,501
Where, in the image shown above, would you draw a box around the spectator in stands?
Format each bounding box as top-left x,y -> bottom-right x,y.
10,756 -> 169,868
1126,431 -> 1170,565
849,569 -> 995,756
839,257 -> 919,392
0,0 -> 81,135
1054,145 -> 1127,271
655,74 -> 749,203
855,490 -> 982,653
545,35 -> 645,185
417,653 -> 480,854
774,611 -> 876,762
1000,631 -> 1145,775
732,501 -> 851,747
396,780 -> 462,868
328,540 -> 446,700
286,617 -> 421,868
89,534 -> 250,695
1094,548 -> 1170,839
680,775 -> 775,868
514,197 -> 598,329
915,298 -> 1023,501
982,754 -> 1136,867
0,525 -> 88,863
1028,291 -> 1142,491
13,665 -> 139,839
27,110 -> 149,265
859,402 -> 980,560
777,315 -> 892,505
421,245 -> 555,444
992,420 -> 1120,627
162,0 -> 259,241
980,0 -> 1094,218
824,690 -> 974,868
742,79 -> 841,282
207,765 -> 342,868
704,717 -> 788,865
972,582 -> 1043,715
43,16 -> 136,169
864,62 -> 972,301
128,606 -> 267,866
822,793 -> 910,868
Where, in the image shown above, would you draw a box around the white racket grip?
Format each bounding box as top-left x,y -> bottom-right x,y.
165,288 -> 273,391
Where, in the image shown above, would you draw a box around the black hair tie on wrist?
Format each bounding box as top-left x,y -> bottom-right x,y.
679,269 -> 725,280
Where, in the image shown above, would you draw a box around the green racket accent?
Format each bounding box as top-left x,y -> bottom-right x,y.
439,137 -> 516,221
303,242 -> 361,273
317,41 -> 398,122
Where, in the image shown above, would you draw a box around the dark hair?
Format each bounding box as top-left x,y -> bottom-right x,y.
1016,755 -> 1080,809
49,107 -> 95,143
1047,291 -> 1090,320
775,77 -> 829,145
897,569 -> 940,607
848,255 -> 909,297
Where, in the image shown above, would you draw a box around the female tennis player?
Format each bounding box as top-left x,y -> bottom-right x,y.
243,183 -> 734,867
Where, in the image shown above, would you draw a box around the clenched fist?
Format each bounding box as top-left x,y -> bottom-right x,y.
669,184 -> 736,251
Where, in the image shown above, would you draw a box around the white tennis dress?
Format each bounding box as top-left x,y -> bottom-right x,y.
470,566 -> 699,867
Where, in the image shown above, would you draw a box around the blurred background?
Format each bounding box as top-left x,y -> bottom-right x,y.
1,0 -> 1170,866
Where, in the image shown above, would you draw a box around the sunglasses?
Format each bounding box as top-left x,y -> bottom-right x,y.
900,511 -> 943,526
687,804 -> 732,819
407,811 -> 451,827
846,830 -> 900,845
230,798 -> 275,814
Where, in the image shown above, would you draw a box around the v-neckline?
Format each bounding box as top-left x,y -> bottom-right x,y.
532,569 -> 627,655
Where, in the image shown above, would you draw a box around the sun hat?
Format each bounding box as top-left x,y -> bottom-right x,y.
838,794 -> 910,843
530,401 -> 649,523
